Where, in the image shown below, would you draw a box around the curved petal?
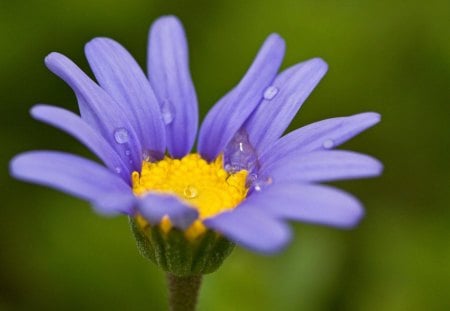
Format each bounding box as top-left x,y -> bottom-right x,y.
93,193 -> 137,215
260,112 -> 381,167
10,151 -> 135,215
45,52 -> 142,171
247,183 -> 364,228
137,193 -> 198,229
261,150 -> 383,183
85,38 -> 166,157
244,58 -> 328,152
198,33 -> 286,161
30,104 -> 130,179
204,206 -> 291,254
148,16 -> 198,158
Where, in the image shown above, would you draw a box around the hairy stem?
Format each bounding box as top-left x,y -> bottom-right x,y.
167,274 -> 202,311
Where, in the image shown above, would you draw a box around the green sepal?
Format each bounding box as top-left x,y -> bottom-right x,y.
129,217 -> 234,276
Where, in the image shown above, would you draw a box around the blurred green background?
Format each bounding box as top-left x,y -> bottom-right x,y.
1,0 -> 449,310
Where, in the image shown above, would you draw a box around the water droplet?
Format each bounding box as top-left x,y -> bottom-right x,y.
263,86 -> 278,100
142,150 -> 163,162
248,173 -> 258,183
125,150 -> 131,156
322,139 -> 334,149
115,167 -> 122,174
247,172 -> 272,192
224,129 -> 259,173
161,99 -> 175,125
114,128 -> 129,144
142,151 -> 151,161
183,185 -> 198,199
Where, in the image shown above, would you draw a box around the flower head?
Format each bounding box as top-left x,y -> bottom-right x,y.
10,16 -> 382,256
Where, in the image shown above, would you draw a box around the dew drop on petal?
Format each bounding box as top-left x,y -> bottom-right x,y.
183,185 -> 198,199
263,86 -> 279,100
142,150 -> 151,161
322,139 -> 335,149
114,128 -> 129,144
249,174 -> 272,192
125,150 -> 131,156
161,99 -> 175,125
142,150 -> 163,162
115,167 -> 122,174
224,129 -> 259,173
248,173 -> 258,183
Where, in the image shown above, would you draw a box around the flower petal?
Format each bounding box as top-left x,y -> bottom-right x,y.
260,112 -> 381,167
261,150 -> 383,183
137,194 -> 198,230
148,16 -> 198,158
198,34 -> 285,161
85,38 -> 166,157
248,183 -> 364,228
93,193 -> 137,216
244,58 -> 328,152
204,206 -> 291,254
9,151 -> 135,215
45,52 -> 142,171
30,104 -> 130,179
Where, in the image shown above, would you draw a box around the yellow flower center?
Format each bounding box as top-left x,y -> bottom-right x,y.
132,153 -> 248,239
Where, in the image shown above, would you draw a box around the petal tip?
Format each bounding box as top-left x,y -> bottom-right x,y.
152,15 -> 183,30
266,33 -> 285,45
339,200 -> 366,229
44,52 -> 72,74
375,160 -> 384,175
263,33 -> 286,55
29,104 -> 49,118
85,37 -> 116,51
365,155 -> 383,177
369,112 -> 382,124
44,52 -> 61,67
356,111 -> 381,126
204,210 -> 292,255
9,154 -> 22,178
311,57 -> 329,73
257,232 -> 292,255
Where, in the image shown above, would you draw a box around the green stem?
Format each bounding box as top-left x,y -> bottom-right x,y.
167,274 -> 202,311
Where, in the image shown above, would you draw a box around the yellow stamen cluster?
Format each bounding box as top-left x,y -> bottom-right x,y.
132,153 -> 248,239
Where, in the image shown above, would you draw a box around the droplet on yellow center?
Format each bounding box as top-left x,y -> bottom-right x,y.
183,185 -> 198,199
131,153 -> 248,238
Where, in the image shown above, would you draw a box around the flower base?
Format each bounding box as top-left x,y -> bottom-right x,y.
130,217 -> 234,276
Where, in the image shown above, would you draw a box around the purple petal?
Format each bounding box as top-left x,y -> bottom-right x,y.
31,104 -> 130,180
93,193 -> 137,216
244,58 -> 328,152
198,34 -> 286,161
10,151 -> 135,215
85,38 -> 166,157
137,194 -> 198,229
260,112 -> 381,167
261,150 -> 383,183
247,183 -> 364,228
148,16 -> 198,158
45,52 -> 142,171
204,206 -> 291,254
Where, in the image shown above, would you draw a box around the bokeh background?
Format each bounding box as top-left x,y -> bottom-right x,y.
1,0 -> 449,310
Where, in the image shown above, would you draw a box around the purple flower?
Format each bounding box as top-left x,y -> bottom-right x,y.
10,16 -> 382,254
